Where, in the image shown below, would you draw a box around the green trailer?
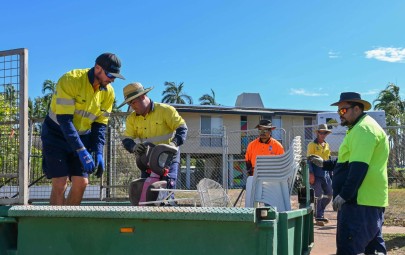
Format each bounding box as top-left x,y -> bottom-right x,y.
0,203 -> 313,255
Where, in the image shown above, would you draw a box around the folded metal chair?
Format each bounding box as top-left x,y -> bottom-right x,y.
197,178 -> 231,207
142,178 -> 231,207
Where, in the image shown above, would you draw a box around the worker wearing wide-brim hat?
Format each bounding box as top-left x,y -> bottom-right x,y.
307,123 -> 333,226
119,82 -> 188,205
245,119 -> 285,176
308,91 -> 389,254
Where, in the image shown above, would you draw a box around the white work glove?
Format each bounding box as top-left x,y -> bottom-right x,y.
169,140 -> 178,148
332,195 -> 346,211
308,154 -> 324,167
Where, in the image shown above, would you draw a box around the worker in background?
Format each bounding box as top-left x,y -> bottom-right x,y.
307,124 -> 333,226
245,119 -> 285,176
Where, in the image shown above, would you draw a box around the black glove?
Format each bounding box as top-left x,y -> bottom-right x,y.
246,161 -> 253,176
134,143 -> 147,156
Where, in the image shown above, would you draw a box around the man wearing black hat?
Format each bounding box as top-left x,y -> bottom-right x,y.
309,92 -> 389,254
41,52 -> 125,205
245,119 -> 285,176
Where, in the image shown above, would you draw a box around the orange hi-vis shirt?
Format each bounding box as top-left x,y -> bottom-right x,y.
245,137 -> 285,169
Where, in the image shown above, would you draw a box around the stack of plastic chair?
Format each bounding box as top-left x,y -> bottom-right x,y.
245,136 -> 302,212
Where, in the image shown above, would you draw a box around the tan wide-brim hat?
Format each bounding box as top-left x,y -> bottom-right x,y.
118,82 -> 153,109
315,124 -> 332,134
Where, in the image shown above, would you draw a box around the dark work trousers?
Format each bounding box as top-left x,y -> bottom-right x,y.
312,175 -> 333,219
336,203 -> 386,255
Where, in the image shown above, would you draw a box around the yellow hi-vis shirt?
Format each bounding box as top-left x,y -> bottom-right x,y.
122,102 -> 186,145
307,141 -> 331,160
48,68 -> 115,134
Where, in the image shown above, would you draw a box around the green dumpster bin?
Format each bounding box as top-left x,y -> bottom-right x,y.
1,204 -> 313,255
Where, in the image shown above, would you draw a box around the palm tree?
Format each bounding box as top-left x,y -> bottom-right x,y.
373,83 -> 405,175
373,83 -> 405,126
161,81 -> 193,104
3,83 -> 16,102
41,79 -> 56,110
199,89 -> 219,106
2,84 -> 18,120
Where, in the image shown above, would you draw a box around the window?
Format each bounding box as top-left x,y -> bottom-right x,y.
304,117 -> 313,140
200,116 -> 223,147
240,116 -> 249,152
271,116 -> 282,142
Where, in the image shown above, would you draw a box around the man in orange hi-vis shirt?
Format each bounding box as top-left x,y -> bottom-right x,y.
245,119 -> 285,176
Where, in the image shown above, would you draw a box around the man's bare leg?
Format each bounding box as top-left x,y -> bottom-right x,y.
50,177 -> 68,205
66,176 -> 88,205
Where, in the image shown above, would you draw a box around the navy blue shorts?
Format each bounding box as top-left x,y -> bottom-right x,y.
41,120 -> 90,179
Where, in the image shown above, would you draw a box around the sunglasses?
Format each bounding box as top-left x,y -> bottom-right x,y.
258,129 -> 271,134
104,70 -> 115,79
318,131 -> 328,135
337,106 -> 353,116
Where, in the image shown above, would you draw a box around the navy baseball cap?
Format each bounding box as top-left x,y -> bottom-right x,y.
95,53 -> 125,79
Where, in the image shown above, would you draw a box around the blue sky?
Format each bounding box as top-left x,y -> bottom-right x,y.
2,0 -> 404,111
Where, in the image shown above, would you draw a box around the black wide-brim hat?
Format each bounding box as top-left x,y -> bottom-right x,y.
255,119 -> 276,130
331,92 -> 371,111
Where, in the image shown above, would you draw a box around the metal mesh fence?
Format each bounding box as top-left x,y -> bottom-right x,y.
291,123 -> 405,188
0,48 -> 29,205
0,48 -> 403,207
1,114 -> 404,206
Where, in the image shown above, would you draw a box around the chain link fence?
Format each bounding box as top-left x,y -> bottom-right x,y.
1,114 -> 404,206
291,123 -> 405,188
1,49 -> 404,207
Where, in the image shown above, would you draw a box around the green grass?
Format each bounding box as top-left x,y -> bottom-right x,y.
385,234 -> 405,255
386,189 -> 405,227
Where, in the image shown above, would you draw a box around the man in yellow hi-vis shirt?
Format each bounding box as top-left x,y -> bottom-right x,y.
41,53 -> 125,205
307,124 -> 333,226
119,82 -> 187,205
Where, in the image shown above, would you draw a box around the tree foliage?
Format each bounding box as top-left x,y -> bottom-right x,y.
199,88 -> 220,106
373,83 -> 405,126
373,83 -> 405,174
161,81 -> 193,104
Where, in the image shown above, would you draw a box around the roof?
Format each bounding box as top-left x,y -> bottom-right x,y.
170,103 -> 320,117
235,93 -> 264,108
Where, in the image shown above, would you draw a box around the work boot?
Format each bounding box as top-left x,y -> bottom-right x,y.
315,217 -> 329,223
315,221 -> 325,226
